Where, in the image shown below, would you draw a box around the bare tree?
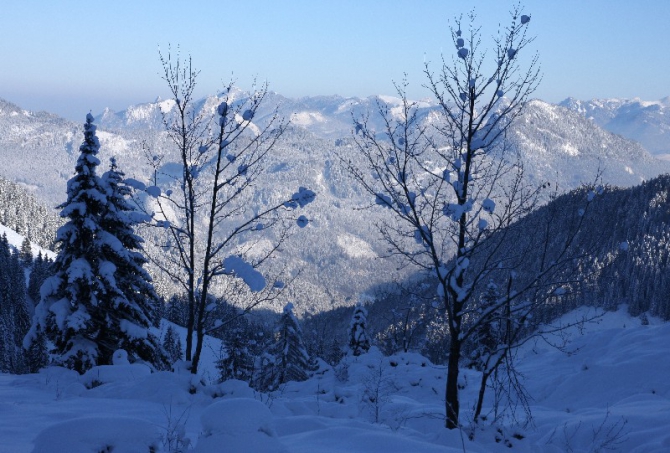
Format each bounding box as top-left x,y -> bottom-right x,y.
344,8 -> 592,429
143,49 -> 315,374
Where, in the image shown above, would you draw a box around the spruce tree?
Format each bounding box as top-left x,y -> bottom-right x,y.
165,293 -> 189,327
217,324 -> 255,383
19,237 -> 33,267
26,115 -> 168,372
27,252 -> 52,305
0,234 -> 32,373
349,302 -> 371,356
26,114 -> 111,373
162,325 -> 183,366
100,158 -> 168,369
262,303 -> 315,390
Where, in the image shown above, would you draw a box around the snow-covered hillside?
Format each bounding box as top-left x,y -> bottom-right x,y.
561,96 -> 670,160
1,306 -> 669,452
0,223 -> 55,260
3,94 -> 669,315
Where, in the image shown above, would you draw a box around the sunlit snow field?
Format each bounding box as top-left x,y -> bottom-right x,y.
1,307 -> 669,452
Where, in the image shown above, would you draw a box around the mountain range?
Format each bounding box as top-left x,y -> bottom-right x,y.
560,96 -> 670,160
1,93 -> 669,313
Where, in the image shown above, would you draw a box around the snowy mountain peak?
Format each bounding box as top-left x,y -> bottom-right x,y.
560,96 -> 670,157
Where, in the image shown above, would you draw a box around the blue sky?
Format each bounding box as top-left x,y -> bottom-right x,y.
1,0 -> 668,121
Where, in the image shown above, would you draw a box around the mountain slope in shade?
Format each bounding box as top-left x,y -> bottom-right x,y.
560,96 -> 670,159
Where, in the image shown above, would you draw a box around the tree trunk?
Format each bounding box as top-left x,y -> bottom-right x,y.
473,369 -> 490,424
192,325 -> 204,375
185,288 -> 195,363
445,334 -> 461,429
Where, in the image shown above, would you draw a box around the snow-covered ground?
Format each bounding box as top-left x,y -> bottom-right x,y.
1,306 -> 669,452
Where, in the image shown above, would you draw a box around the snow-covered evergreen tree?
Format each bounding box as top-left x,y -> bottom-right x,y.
261,303 -> 315,390
165,294 -> 189,327
100,158 -> 168,368
349,302 -> 371,356
468,281 -> 501,371
0,234 -> 32,373
25,114 -> 166,373
25,114 -> 112,373
162,325 -> 183,366
19,237 -> 32,267
217,325 -> 255,383
27,253 -> 52,305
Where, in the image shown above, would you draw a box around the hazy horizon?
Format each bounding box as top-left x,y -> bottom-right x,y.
2,0 -> 669,121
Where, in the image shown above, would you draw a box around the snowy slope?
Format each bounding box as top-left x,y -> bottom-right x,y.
0,223 -> 55,260
561,96 -> 670,159
1,306 -> 669,452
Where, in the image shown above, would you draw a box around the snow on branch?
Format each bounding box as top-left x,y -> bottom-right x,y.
222,255 -> 266,292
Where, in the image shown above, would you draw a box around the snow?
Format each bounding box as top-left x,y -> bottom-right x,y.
291,187 -> 317,208
194,398 -> 285,453
127,211 -> 153,223
242,109 -> 254,121
562,143 -> 580,156
32,416 -> 162,453
296,215 -> 309,228
81,363 -> 152,388
0,224 -> 56,260
482,198 -> 496,214
145,185 -> 161,198
291,111 -> 327,126
377,95 -> 403,106
375,192 -> 393,208
336,234 -> 376,259
120,319 -> 148,339
222,255 -> 266,292
112,349 -> 130,365
1,308 -> 670,452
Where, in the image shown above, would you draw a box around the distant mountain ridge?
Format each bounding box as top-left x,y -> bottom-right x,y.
511,100 -> 663,188
95,93 -> 669,190
560,96 -> 670,159
1,94 -> 669,313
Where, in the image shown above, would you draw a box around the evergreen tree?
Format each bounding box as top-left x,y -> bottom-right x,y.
100,157 -> 168,369
165,293 -> 189,327
25,329 -> 49,373
325,337 -> 344,366
468,281 -> 501,371
261,303 -> 315,390
0,234 -> 32,373
27,253 -> 52,305
25,114 -> 111,373
26,114 -> 168,373
217,322 -> 255,383
162,325 -> 183,365
349,302 -> 371,356
19,237 -> 33,267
